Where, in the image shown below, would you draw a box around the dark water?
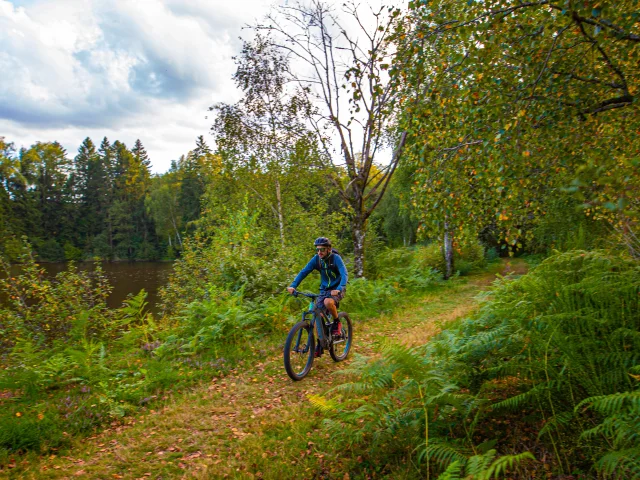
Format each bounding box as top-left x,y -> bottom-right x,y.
4,262 -> 174,314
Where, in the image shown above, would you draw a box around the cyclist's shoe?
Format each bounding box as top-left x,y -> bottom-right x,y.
315,344 -> 324,358
332,320 -> 342,336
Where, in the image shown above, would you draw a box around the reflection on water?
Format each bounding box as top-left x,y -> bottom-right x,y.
3,262 -> 174,315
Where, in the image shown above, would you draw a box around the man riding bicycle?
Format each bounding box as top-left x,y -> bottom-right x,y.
287,237 -> 348,356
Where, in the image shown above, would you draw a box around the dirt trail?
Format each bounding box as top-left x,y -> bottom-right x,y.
14,260 -> 526,480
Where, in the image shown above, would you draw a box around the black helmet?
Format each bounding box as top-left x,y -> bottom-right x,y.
314,237 -> 331,247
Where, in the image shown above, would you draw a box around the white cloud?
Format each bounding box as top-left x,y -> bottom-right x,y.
0,0 -> 276,172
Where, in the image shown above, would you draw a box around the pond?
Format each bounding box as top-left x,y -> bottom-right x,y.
3,262 -> 175,315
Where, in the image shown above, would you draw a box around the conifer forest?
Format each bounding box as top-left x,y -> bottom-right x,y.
0,0 -> 638,478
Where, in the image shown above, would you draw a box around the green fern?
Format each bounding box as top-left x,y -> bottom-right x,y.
308,394 -> 339,414
470,450 -> 536,479
576,390 -> 640,416
417,441 -> 469,469
597,447 -> 640,479
436,460 -> 463,480
577,387 -> 640,478
313,250 -> 639,477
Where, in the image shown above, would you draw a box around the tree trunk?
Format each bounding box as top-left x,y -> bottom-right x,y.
275,177 -> 285,249
171,215 -> 182,247
352,215 -> 366,278
443,220 -> 454,280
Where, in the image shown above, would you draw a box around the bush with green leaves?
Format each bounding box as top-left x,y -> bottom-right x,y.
339,277 -> 399,320
397,241 -> 487,279
318,250 -> 640,478
0,261 -> 189,456
0,254 -> 114,350
368,243 -> 485,287
369,246 -> 440,288
159,218 -> 297,316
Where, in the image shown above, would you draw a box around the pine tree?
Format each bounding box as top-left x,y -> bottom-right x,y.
109,141 -> 156,260
132,139 -> 151,170
179,137 -> 211,225
0,138 -> 21,256
73,138 -> 107,253
16,142 -> 71,259
193,135 -> 211,158
98,137 -> 116,257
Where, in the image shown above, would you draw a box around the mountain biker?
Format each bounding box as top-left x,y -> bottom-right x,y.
287,237 -> 348,356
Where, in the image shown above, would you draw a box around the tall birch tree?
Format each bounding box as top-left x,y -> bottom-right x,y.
211,35 -> 320,249
260,1 -> 408,277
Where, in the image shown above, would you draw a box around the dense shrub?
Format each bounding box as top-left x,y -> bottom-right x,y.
160,227 -> 297,316
319,250 -> 640,478
0,256 -> 114,350
371,241 -> 487,280
0,258 -> 195,456
63,242 -> 83,261
37,239 -> 65,262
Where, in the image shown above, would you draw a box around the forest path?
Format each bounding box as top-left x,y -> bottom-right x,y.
18,259 -> 526,480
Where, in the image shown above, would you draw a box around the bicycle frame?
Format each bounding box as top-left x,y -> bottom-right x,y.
292,292 -> 332,350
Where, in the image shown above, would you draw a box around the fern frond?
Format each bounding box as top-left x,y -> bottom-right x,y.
538,411 -> 574,440
380,340 -> 429,378
478,451 -> 536,479
491,383 -> 547,411
417,442 -> 469,469
597,447 -> 640,479
576,390 -> 640,416
436,460 -> 463,480
307,394 -> 339,414
464,449 -> 497,476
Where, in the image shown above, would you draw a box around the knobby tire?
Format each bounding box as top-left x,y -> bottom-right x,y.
284,320 -> 315,381
329,312 -> 353,362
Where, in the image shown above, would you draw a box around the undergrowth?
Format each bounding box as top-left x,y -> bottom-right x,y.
0,244 -> 453,462
315,250 -> 640,479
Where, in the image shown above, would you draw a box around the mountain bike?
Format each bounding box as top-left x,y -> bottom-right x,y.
283,291 -> 353,381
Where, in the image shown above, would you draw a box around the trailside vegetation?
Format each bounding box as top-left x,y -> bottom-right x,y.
0,242 -> 455,462
316,250 -> 640,478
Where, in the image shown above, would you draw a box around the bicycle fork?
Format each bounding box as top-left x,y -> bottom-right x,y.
293,323 -> 310,354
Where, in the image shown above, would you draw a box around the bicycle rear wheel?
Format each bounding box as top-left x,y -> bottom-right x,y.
329,312 -> 353,362
284,320 -> 315,381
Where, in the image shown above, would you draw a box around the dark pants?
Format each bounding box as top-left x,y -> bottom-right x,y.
316,289 -> 345,310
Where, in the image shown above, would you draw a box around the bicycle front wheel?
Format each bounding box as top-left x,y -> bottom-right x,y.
329,312 -> 353,362
284,320 -> 315,381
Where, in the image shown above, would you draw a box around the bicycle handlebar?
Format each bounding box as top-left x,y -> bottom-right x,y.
290,290 -> 319,299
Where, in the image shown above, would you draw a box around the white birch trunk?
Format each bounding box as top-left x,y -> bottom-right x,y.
352,217 -> 366,278
275,177 -> 285,249
443,219 -> 454,280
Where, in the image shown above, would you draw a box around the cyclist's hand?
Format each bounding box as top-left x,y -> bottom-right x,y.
287,287 -> 295,295
331,290 -> 340,296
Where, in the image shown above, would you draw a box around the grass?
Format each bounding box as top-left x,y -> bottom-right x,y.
3,261 -> 520,479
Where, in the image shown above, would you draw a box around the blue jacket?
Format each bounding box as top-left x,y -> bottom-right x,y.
290,253 -> 348,293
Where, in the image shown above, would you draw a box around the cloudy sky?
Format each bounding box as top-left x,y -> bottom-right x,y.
0,0 -> 279,173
